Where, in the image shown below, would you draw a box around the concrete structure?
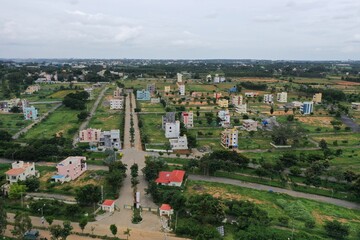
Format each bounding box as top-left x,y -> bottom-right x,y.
23,106 -> 38,120
169,135 -> 188,150
162,112 -> 176,129
217,99 -> 229,108
101,200 -> 115,212
24,85 -> 41,94
261,116 -> 279,130
181,111 -> 194,128
276,92 -> 288,103
245,92 -> 258,98
177,83 -> 185,96
150,98 -> 160,104
313,93 -> 322,104
214,74 -> 225,83
136,90 -> 151,100
110,99 -> 123,110
165,120 -> 180,138
113,87 -> 123,98
159,204 -> 174,216
232,95 -> 243,106
177,73 -> 183,83
235,104 -> 247,114
100,129 -> 121,149
300,101 -> 314,115
291,101 -> 303,108
206,74 -> 212,82
263,94 -> 274,104
164,86 -> 171,93
191,92 -> 202,98
146,83 -> 156,94
52,156 -> 87,183
84,87 -> 94,100
218,110 -> 231,127
155,170 -> 185,187
214,92 -> 222,100
243,119 -> 258,131
351,102 -> 360,110
5,161 -> 37,184
79,128 -> 101,143
221,128 -> 238,149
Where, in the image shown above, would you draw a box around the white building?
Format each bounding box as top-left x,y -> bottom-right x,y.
101,200 -> 115,212
231,95 -> 243,107
5,161 -> 37,184
178,83 -> 185,96
276,92 -> 288,103
245,92 -> 258,98
300,102 -> 314,115
177,73 -> 183,83
221,128 -> 238,149
151,98 -> 160,103
218,110 -> 231,127
23,106 -> 38,120
110,99 -> 123,110
164,86 -> 171,93
235,104 -> 247,114
113,87 -> 122,98
243,119 -> 258,131
214,74 -> 225,83
181,111 -> 194,128
100,130 -> 121,149
263,94 -> 274,104
165,120 -> 180,138
169,135 -> 188,150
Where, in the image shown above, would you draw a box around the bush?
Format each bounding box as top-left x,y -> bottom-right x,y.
278,216 -> 289,227
305,219 -> 315,229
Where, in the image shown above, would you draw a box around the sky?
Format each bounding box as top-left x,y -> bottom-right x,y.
0,0 -> 359,60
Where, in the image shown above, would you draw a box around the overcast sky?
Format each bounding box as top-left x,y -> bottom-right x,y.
0,0 -> 359,60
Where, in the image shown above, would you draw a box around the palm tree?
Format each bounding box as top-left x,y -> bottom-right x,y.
124,228 -> 131,240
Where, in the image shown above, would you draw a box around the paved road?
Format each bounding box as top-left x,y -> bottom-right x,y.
72,85 -> 108,146
12,103 -> 62,140
29,101 -> 62,104
341,114 -> 360,133
188,175 -> 360,210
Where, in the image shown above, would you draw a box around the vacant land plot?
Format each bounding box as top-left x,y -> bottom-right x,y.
0,113 -> 32,135
139,113 -> 167,144
48,90 -> 78,99
312,133 -> 360,146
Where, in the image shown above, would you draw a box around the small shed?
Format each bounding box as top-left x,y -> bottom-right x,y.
159,204 -> 174,216
24,229 -> 39,240
101,199 -> 115,212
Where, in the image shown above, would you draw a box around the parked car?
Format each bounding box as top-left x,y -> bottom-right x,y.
24,229 -> 40,240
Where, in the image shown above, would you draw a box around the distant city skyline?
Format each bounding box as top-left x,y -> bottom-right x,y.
0,0 -> 359,60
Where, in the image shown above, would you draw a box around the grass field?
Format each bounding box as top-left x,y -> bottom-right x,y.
139,113 -> 167,144
48,90 -> 78,99
312,133 -> 360,146
186,180 -> 360,239
0,113 -> 32,135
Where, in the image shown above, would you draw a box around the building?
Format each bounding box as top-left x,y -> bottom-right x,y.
164,86 -> 171,93
165,121 -> 180,138
0,101 -> 9,112
52,156 -> 87,183
217,99 -> 229,108
177,73 -> 183,83
228,86 -> 238,93
261,116 -> 279,130
214,74 -> 225,83
181,111 -> 194,128
206,74 -> 212,82
276,92 -> 288,103
79,128 -> 101,143
146,83 -> 156,94
177,83 -> 185,96
169,135 -> 188,150
5,161 -> 37,184
100,130 -> 121,149
23,106 -> 38,120
84,87 -> 94,100
243,119 -> 258,131
155,170 -> 186,187
244,92 -> 258,98
110,99 -> 123,110
136,90 -> 151,100
159,204 -> 174,216
351,102 -> 360,110
235,104 -> 247,114
162,112 -> 176,129
263,94 -> 274,104
25,85 -> 41,94
300,101 -> 314,115
232,95 -> 243,106
101,200 -> 116,212
151,98 -> 160,104
313,93 -> 322,104
113,87 -> 123,98
191,92 -> 202,98
218,110 -> 231,127
214,92 -> 222,100
221,128 -> 238,149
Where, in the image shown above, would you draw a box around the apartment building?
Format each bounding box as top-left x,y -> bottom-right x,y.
169,135 -> 188,150
162,112 -> 176,129
244,92 -> 258,98
110,99 -> 123,110
263,94 -> 274,104
52,156 -> 87,183
177,73 -> 183,83
217,99 -> 229,108
113,87 -> 123,98
79,128 -> 101,143
218,110 -> 231,127
300,101 -> 314,115
313,93 -> 322,104
100,129 -> 121,149
221,128 -> 238,149
136,90 -> 151,100
235,104 -> 247,114
243,119 -> 258,131
231,95 -> 243,106
181,111 -> 194,128
276,92 -> 288,103
165,120 -> 180,138
5,161 -> 37,184
23,106 -> 38,120
146,83 -> 156,94
177,83 -> 185,96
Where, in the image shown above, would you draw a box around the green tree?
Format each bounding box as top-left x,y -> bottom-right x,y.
319,139 -> 328,150
0,199 -> 7,236
75,184 -> 101,207
22,176 -> 40,192
186,194 -> 225,224
9,183 -> 27,199
49,224 -> 63,240
324,220 -> 349,239
45,215 -> 54,225
110,224 -> 117,237
12,212 -> 32,239
0,130 -> 12,142
79,218 -> 88,233
77,111 -> 89,121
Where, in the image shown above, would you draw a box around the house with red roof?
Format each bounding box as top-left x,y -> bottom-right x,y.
5,161 -> 37,184
155,170 -> 186,187
159,204 -> 174,216
101,199 -> 116,212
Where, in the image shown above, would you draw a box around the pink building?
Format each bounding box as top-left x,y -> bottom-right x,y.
79,128 -> 101,143
181,111 -> 194,128
52,156 -> 87,183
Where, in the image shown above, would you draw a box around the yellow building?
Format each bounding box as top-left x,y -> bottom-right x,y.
217,99 -> 229,108
312,93 -> 322,104
221,128 -> 238,149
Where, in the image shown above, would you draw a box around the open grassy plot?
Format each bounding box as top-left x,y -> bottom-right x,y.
330,148 -> 360,173
0,113 -> 32,135
23,106 -> 80,139
139,113 -> 167,144
197,138 -> 223,151
186,180 -> 360,240
312,133 -> 360,146
48,90 -> 78,99
139,102 -> 165,112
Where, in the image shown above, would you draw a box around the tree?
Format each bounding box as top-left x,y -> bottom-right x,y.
270,107 -> 274,115
324,220 -> 349,239
45,215 -> 54,225
9,183 -> 27,199
49,224 -> 63,240
12,212 -> 32,239
186,194 -> 225,224
79,218 -> 88,233
110,224 -> 117,237
0,199 -> 7,236
319,139 -> 328,150
23,176 -> 40,192
271,124 -> 304,146
0,130 -> 12,142
75,184 -> 102,207
123,228 -> 131,240
77,111 -> 89,121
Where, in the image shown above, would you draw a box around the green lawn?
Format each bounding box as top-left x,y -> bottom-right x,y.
0,113 -> 32,135
139,113 -> 167,144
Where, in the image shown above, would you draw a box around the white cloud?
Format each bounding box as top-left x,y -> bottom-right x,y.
253,15 -> 282,23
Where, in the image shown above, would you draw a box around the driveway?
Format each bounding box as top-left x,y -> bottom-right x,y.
341,114 -> 360,132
